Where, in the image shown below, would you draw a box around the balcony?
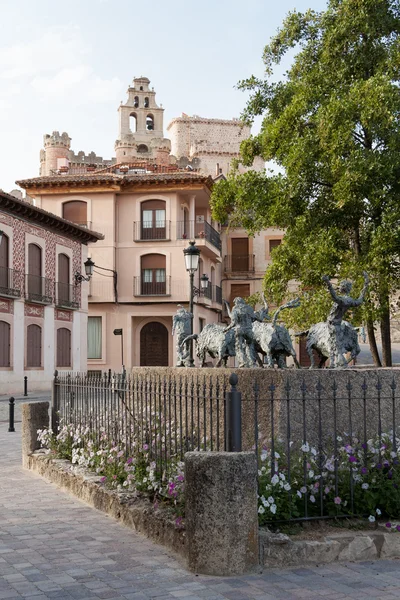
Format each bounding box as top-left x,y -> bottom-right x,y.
177,221 -> 221,252
133,221 -> 171,241
198,283 -> 222,305
25,275 -> 53,304
133,276 -> 171,297
223,254 -> 255,273
55,282 -> 79,309
0,267 -> 22,298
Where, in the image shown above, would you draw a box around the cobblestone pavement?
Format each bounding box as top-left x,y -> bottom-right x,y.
1,424 -> 400,599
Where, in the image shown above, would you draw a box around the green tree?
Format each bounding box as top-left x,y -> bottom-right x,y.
211,0 -> 400,367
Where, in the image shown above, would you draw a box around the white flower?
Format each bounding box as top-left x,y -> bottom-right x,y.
270,504 -> 277,514
376,508 -> 382,516
362,483 -> 369,490
260,452 -> 268,462
275,452 -> 280,459
300,486 -> 307,494
297,490 -> 302,498
258,505 -> 265,514
368,515 -> 376,523
279,472 -> 285,481
267,496 -> 274,504
311,447 -> 317,456
284,483 -> 291,491
271,474 -> 279,485
310,495 -> 316,503
301,442 -> 310,452
309,470 -> 314,478
337,436 -> 342,442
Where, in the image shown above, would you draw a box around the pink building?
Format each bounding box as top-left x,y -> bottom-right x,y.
0,190 -> 102,393
18,170 -> 222,370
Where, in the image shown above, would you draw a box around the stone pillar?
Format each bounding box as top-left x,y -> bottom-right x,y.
185,451 -> 259,575
21,402 -> 49,468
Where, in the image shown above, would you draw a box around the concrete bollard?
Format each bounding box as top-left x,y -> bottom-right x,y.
185,451 -> 259,575
21,402 -> 49,468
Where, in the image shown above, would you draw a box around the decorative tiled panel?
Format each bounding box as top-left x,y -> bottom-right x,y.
55,309 -> 73,322
0,298 -> 12,314
25,303 -> 44,318
1,211 -> 83,306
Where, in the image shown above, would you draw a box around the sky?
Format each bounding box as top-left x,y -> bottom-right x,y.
0,0 -> 328,193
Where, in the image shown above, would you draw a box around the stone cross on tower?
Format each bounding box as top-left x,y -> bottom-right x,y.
115,76 -> 171,165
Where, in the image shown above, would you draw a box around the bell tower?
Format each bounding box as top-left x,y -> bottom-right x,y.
115,77 -> 171,164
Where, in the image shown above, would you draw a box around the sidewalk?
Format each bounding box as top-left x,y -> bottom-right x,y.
1,427 -> 400,599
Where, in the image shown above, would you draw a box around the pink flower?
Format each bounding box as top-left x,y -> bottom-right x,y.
100,476 -> 106,483
386,522 -> 392,528
143,444 -> 149,451
334,496 -> 341,505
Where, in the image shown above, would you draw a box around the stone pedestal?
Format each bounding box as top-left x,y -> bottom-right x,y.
185,451 -> 258,575
22,402 -> 49,468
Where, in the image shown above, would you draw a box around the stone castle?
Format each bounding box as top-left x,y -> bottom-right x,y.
39,76 -> 264,178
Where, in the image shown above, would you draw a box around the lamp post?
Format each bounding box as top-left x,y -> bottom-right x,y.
183,241 -> 210,365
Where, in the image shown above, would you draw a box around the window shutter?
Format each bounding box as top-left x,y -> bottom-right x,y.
27,324 -> 42,367
57,328 -> 71,367
0,321 -> 10,367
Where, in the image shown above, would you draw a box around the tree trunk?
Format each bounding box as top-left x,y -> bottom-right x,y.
366,319 -> 382,367
380,308 -> 392,367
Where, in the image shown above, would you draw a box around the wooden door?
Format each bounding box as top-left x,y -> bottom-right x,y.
229,283 -> 250,306
140,322 -> 169,366
28,244 -> 42,298
63,201 -> 87,226
0,233 -> 9,289
58,254 -> 70,304
57,328 -> 71,367
231,238 -> 249,271
27,324 -> 42,367
0,321 -> 10,367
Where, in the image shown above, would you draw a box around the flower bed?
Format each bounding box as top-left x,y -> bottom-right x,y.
38,423 -> 185,528
257,432 -> 400,525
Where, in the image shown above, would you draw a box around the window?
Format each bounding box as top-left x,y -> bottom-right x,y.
0,233 -> 9,290
269,239 -> 282,254
199,318 -> 205,333
27,324 -> 42,367
146,114 -> 154,131
141,254 -> 166,295
134,96 -> 139,108
57,253 -> 70,305
229,284 -> 250,306
62,201 -> 87,226
130,112 -> 137,132
57,328 -> 71,367
0,321 -> 10,367
137,144 -> 148,153
141,200 -> 166,240
27,243 -> 42,300
144,97 -> 149,108
88,317 -> 102,359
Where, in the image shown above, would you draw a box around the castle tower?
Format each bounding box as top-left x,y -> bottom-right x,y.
115,77 -> 171,163
40,131 -> 72,176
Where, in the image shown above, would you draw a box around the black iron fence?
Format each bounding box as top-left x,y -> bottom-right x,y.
0,267 -> 22,298
53,371 -> 228,478
52,370 -> 400,523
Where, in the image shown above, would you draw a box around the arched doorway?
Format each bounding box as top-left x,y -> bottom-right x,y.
140,322 -> 168,366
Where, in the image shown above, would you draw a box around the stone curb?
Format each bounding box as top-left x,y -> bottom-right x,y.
261,528 -> 400,567
26,451 -> 187,563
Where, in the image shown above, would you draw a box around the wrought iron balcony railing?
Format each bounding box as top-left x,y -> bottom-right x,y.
0,267 -> 22,298
25,275 -> 53,304
214,285 -> 222,305
55,282 -> 79,309
133,276 -> 171,297
177,220 -> 221,251
133,220 -> 171,241
223,254 -> 255,273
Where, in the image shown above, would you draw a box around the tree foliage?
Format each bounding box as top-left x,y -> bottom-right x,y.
211,0 -> 400,364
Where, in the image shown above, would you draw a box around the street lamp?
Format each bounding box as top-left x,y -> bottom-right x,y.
75,257 -> 95,284
183,241 -> 210,365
